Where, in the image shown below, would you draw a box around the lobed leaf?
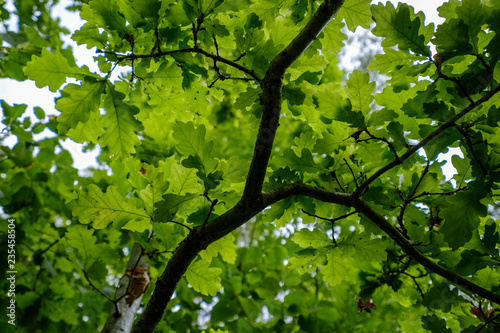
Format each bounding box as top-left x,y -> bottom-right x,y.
23,48 -> 93,92
186,259 -> 223,296
68,184 -> 150,229
99,86 -> 143,157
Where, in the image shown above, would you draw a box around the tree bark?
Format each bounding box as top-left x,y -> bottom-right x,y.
130,0 -> 500,331
103,243 -> 149,333
132,1 -> 346,332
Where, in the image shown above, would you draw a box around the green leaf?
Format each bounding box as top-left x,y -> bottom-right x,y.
65,225 -> 97,266
433,18 -> 472,57
482,222 -> 500,254
338,0 -> 372,31
371,2 -> 431,56
186,259 -> 222,296
86,260 -> 108,281
421,315 -> 452,333
129,0 -> 162,23
55,80 -> 105,133
292,228 -> 332,248
23,48 -> 91,92
422,282 -> 461,312
139,165 -> 170,215
273,148 -> 329,175
144,61 -> 183,88
154,193 -> 200,222
66,113 -> 104,144
172,122 -> 213,161
218,157 -> 249,192
234,86 -> 260,111
339,232 -> 387,263
81,0 -> 129,37
455,0 -> 484,53
68,184 -> 150,229
200,233 -> 237,264
345,70 -> 375,114
319,18 -> 347,54
368,48 -> 427,74
320,250 -> 349,286
72,23 -> 109,49
439,183 -> 488,249
167,162 -> 204,195
288,248 -> 324,274
316,89 -> 364,128
473,267 -> 500,291
34,107 -> 45,119
99,86 -> 143,157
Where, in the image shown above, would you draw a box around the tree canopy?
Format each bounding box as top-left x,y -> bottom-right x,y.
1,0 -> 500,332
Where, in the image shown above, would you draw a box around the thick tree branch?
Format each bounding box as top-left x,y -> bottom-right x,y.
134,179 -> 500,331
241,0 -> 345,202
352,198 -> 500,305
355,84 -> 500,196
132,182 -> 351,332
133,3 -> 346,330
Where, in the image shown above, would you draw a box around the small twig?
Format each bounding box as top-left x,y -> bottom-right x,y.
476,54 -> 493,91
207,35 -> 253,88
343,158 -> 359,189
83,269 -> 115,303
330,171 -> 345,193
208,76 -> 220,88
32,267 -> 43,292
397,162 -> 430,235
354,84 -> 500,197
363,128 -> 401,161
146,249 -> 174,258
202,193 -> 218,229
402,272 -> 425,298
234,52 -> 247,62
192,14 -> 205,49
153,26 -> 162,54
96,48 -> 262,82
436,71 -> 474,104
301,209 -> 357,246
39,239 -> 60,256
213,34 -> 220,57
167,220 -> 193,232
454,124 -> 488,175
411,187 -> 466,200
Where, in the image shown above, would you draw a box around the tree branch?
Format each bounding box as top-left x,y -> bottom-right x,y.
103,243 -> 149,333
354,84 -> 500,196
241,0 -> 345,203
99,48 -> 262,83
352,198 -> 500,305
132,183 -> 351,333
132,2 -> 353,331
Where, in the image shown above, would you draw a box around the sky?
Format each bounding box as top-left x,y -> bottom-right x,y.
0,0 -> 452,173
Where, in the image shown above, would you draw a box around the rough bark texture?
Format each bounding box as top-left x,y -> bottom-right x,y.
130,0 -> 500,331
132,1 -> 346,332
103,243 -> 149,333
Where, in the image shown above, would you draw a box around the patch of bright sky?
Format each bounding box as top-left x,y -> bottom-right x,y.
0,0 -> 460,180
0,0 -> 101,171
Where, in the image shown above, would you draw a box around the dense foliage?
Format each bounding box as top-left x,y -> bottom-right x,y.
1,0 -> 500,332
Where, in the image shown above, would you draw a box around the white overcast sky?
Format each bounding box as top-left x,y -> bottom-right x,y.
0,0 -> 450,172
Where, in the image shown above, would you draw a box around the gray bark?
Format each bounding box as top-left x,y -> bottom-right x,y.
103,243 -> 149,333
